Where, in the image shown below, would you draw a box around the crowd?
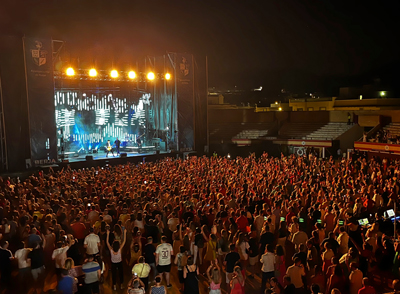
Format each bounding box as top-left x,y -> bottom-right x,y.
367,129 -> 400,144
1,153 -> 400,294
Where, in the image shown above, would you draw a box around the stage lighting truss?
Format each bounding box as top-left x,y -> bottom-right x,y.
58,68 -> 172,82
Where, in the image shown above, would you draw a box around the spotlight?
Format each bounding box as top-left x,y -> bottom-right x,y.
227,154 -> 231,159
147,72 -> 155,80
110,70 -> 118,78
128,71 -> 136,79
89,68 -> 97,77
278,107 -> 282,111
165,73 -> 171,80
380,91 -> 386,97
275,101 -> 278,105
66,67 -> 75,76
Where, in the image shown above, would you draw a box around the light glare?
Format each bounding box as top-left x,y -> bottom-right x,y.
110,70 -> 118,78
165,73 -> 171,80
128,71 -> 136,79
66,67 -> 75,76
89,68 -> 97,77
147,72 -> 155,80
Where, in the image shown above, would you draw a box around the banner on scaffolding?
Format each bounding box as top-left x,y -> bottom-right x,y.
23,37 -> 57,165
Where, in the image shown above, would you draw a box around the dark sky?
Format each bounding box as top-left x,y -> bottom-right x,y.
1,0 -> 400,94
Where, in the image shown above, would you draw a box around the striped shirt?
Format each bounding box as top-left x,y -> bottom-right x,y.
82,261 -> 100,284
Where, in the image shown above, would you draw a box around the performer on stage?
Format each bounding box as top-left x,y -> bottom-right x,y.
136,134 -> 144,148
114,138 -> 121,155
106,140 -> 114,157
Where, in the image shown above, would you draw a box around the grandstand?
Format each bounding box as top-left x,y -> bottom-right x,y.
278,122 -> 326,139
209,122 -> 276,144
305,122 -> 354,140
383,122 -> 400,137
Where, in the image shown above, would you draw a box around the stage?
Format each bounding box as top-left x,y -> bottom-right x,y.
63,149 -> 169,163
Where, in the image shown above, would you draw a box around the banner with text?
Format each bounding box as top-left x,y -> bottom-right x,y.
23,37 -> 57,165
176,53 -> 195,151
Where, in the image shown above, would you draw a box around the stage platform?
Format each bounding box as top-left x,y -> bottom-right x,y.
51,149 -> 175,170
63,149 -> 167,163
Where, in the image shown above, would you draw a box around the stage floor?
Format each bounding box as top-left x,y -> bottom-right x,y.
63,150 -> 169,163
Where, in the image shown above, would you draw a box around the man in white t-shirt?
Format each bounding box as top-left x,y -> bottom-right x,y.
155,236 -> 173,288
52,240 -> 70,271
14,241 -> 32,285
84,227 -> 101,255
167,212 -> 179,232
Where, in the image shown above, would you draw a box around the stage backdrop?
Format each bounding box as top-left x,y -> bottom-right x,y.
23,37 -> 57,166
176,53 -> 195,151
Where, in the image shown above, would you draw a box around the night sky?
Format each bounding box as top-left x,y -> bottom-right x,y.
1,0 -> 400,95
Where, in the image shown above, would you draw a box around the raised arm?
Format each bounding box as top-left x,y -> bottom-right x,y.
106,230 -> 112,251
120,230 -> 127,249
206,264 -> 213,282
202,226 -> 209,242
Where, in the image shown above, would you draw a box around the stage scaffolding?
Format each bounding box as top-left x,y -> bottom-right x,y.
53,54 -> 179,158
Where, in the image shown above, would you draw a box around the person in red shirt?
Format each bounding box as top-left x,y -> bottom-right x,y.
236,211 -> 249,233
363,195 -> 375,213
358,277 -> 376,294
285,207 -> 295,225
71,216 -> 87,244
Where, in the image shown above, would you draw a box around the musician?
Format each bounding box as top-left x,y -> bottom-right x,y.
114,138 -> 121,155
106,140 -> 114,157
136,134 -> 144,148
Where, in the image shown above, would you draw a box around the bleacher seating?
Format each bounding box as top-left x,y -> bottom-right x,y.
305,122 -> 353,140
383,122 -> 400,136
209,122 -> 275,144
278,122 -> 325,139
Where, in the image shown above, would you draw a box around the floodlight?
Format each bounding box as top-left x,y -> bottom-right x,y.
128,71 -> 136,79
110,70 -> 118,78
147,72 -> 155,80
66,67 -> 75,76
165,73 -> 171,80
89,68 -> 97,77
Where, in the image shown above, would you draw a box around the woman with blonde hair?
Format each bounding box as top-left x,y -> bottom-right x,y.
235,232 -> 249,274
230,266 -> 244,294
64,258 -> 81,293
206,261 -> 222,294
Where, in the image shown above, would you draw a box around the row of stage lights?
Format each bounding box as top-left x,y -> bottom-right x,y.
65,67 -> 171,81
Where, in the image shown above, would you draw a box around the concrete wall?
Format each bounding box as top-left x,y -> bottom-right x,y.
358,115 -> 380,127
209,108 -> 276,124
209,108 -> 400,126
336,124 -> 364,152
289,111 -> 329,124
290,99 -> 335,111
329,111 -> 349,123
